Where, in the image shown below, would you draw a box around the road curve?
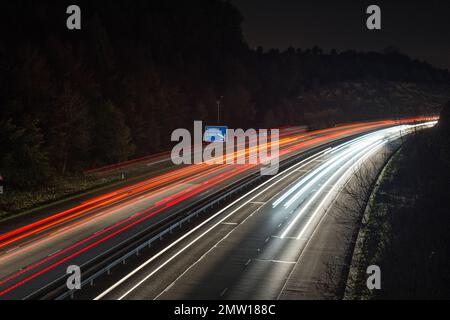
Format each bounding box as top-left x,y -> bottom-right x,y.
0,119 -> 433,299
92,121 -> 435,300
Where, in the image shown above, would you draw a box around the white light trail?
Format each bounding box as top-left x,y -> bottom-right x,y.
95,121 -> 436,299
279,121 -> 436,239
94,149 -> 329,300
295,141 -> 386,240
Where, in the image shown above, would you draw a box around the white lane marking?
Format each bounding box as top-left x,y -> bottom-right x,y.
98,123 -> 435,300
155,191 -> 281,300
47,248 -> 62,257
220,288 -> 228,297
274,122 -> 436,299
222,222 -> 238,225
271,236 -> 297,240
275,143 -> 386,300
292,122 -> 436,242
254,259 -> 296,264
283,137 -> 378,209
94,149 -> 330,300
278,126 -> 411,238
164,282 -> 175,292
4,247 -> 20,254
249,201 -> 266,205
154,208 -> 259,301
295,141 -> 386,240
280,140 -> 385,238
144,157 -> 172,167
292,123 -> 430,241
272,127 -> 398,209
155,164 -> 315,301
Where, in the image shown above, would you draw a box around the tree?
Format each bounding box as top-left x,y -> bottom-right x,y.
91,101 -> 135,164
262,109 -> 277,128
0,118 -> 52,189
49,82 -> 91,174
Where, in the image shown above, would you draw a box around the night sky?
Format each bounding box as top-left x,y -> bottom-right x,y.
232,0 -> 450,70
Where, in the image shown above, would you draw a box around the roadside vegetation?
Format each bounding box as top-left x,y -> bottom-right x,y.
0,173 -> 123,221
346,101 -> 450,299
1,0 -> 449,217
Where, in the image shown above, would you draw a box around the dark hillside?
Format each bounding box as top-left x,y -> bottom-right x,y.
1,0 -> 449,190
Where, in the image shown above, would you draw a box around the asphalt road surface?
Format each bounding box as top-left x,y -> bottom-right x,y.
0,119 -> 433,299
93,122 -> 435,300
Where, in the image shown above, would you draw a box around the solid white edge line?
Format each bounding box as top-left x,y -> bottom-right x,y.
279,137 -> 380,237
94,148 -> 329,300
294,121 -> 436,240
295,140 -> 385,240
96,122 -> 436,300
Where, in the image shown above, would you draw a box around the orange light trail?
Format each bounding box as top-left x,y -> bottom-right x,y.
0,119 -> 428,249
0,118 -> 435,297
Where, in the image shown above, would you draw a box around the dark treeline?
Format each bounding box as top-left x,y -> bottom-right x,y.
373,102 -> 450,299
344,101 -> 450,299
1,0 -> 449,189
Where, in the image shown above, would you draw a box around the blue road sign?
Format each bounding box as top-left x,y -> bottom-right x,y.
204,126 -> 228,142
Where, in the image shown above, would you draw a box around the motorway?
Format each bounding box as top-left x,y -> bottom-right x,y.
92,122 -> 435,300
0,119 -> 434,299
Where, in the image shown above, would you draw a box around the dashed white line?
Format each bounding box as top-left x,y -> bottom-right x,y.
94,150 -> 329,300
255,259 -> 296,264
